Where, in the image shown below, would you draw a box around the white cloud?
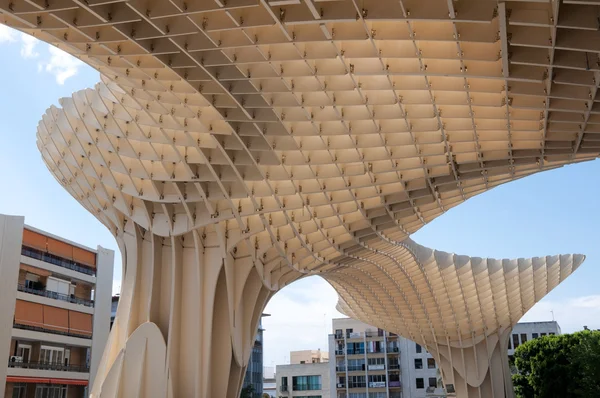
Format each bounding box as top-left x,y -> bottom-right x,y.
520,295 -> 600,333
39,45 -> 83,85
20,33 -> 39,58
0,24 -> 16,43
263,276 -> 344,366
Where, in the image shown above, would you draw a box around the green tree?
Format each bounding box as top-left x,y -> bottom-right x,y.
512,330 -> 600,398
240,384 -> 254,398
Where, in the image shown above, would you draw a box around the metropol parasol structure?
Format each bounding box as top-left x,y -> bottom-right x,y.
0,0 -> 595,396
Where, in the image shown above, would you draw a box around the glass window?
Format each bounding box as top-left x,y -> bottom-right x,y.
427,358 -> 436,369
541,333 -> 547,337
416,378 -> 424,389
512,334 -> 520,349
521,334 -> 528,344
429,377 -> 437,388
12,383 -> 27,398
293,375 -> 321,391
414,358 -> 423,369
508,335 -> 512,350
549,333 -> 555,336
532,333 -> 538,339
415,343 -> 422,353
346,328 -> 353,338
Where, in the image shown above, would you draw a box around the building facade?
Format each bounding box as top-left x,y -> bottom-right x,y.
290,350 -> 329,365
241,315 -> 267,398
329,318 -> 442,398
0,214 -> 114,398
507,321 -> 561,359
276,361 -> 330,398
263,366 -> 276,398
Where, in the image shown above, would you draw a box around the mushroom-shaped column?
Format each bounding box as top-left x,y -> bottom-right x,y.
328,239 -> 584,397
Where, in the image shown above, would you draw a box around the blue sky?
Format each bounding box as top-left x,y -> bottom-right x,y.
1,26 -> 598,368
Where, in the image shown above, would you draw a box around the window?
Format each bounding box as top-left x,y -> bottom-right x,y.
427,358 -> 436,369
280,376 -> 288,392
368,375 -> 386,383
414,358 -> 423,369
16,343 -> 32,363
293,375 -> 321,391
12,384 -> 26,398
35,384 -> 67,398
348,375 -> 366,388
415,343 -> 422,353
532,333 -> 539,339
429,378 -> 437,388
549,333 -> 555,336
512,334 -> 520,349
541,333 -> 547,337
416,378 -> 424,389
335,329 -> 343,339
521,334 -> 528,344
508,336 -> 512,349
300,361 -> 305,364
368,357 -> 385,365
346,328 -> 353,338
40,346 -> 64,365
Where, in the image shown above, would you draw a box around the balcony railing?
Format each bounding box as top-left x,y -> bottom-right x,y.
22,246 -> 95,276
348,382 -> 366,388
13,323 -> 92,340
18,284 -> 94,307
8,359 -> 89,373
387,347 -> 399,353
388,363 -> 400,370
280,385 -> 288,392
293,384 -> 321,391
389,381 -> 401,388
347,349 -> 365,355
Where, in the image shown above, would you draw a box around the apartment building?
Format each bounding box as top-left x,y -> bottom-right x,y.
508,321 -> 561,359
329,318 -> 442,398
0,214 -> 114,398
291,350 -> 329,365
276,359 -> 330,398
263,366 -> 276,398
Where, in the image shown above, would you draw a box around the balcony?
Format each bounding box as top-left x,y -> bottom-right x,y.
368,381 -> 386,388
388,363 -> 400,370
335,349 -> 345,356
348,382 -> 366,388
8,359 -> 89,373
387,347 -> 400,353
13,323 -> 92,340
346,349 -> 365,355
293,384 -> 321,391
280,386 -> 288,392
336,382 -> 346,388
22,246 -> 95,276
336,366 -> 346,372
18,284 -> 94,307
389,381 -> 401,388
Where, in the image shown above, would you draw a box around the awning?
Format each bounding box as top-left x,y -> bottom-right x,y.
6,377 -> 88,386
20,264 -> 51,277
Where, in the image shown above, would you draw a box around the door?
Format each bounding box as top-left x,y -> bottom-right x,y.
16,344 -> 31,363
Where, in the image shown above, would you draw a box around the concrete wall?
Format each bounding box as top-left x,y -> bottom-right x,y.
89,246 -> 114,389
290,349 -> 329,364
0,214 -> 25,396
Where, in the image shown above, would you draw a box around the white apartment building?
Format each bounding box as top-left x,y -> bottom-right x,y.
329,318 -> 443,398
263,366 -> 276,398
508,321 -> 561,358
276,357 -> 330,398
0,214 -> 114,398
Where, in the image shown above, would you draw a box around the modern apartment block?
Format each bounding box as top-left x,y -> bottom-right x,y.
276,359 -> 330,398
0,214 -> 114,398
508,321 -> 561,359
291,350 -> 329,365
329,318 -> 442,398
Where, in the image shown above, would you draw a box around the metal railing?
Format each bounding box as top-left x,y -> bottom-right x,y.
8,359 -> 89,373
280,386 -> 288,392
22,246 -> 95,276
13,323 -> 92,340
293,384 -> 322,391
18,284 -> 94,307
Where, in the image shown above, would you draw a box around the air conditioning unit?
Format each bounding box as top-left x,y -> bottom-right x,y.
337,383 -> 345,388
10,356 -> 23,363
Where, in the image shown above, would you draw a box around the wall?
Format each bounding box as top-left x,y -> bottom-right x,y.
290,350 -> 329,365
0,214 -> 25,395
89,246 -> 114,390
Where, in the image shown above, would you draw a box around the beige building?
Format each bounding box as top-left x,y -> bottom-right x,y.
276,361 -> 330,398
0,214 -> 114,398
291,350 -> 329,365
0,1 -> 594,396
